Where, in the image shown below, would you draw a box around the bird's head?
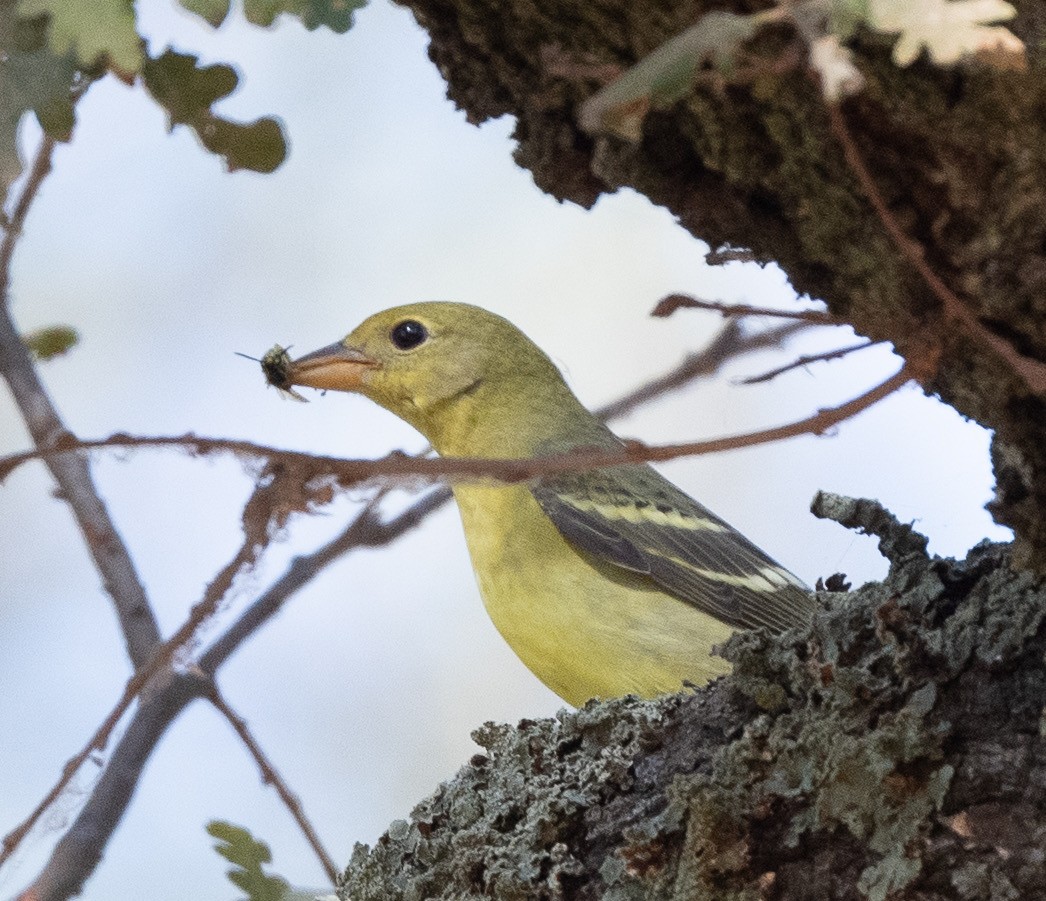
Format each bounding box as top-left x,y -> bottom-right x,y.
288,302 -> 582,455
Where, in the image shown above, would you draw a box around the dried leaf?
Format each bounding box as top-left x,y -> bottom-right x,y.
809,34 -> 864,100
868,0 -> 1025,68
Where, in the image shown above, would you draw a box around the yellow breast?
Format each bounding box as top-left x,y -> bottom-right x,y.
451,482 -> 734,706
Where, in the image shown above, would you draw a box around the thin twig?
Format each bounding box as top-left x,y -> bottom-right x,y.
705,247 -> 758,266
738,339 -> 880,385
0,522 -> 259,870
0,356 -> 913,489
596,320 -> 810,420
207,689 -> 340,885
0,134 -> 162,668
0,137 -> 56,296
825,103 -> 1046,395
652,292 -> 839,323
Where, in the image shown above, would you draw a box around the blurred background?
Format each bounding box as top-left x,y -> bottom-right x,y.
0,1 -> 1009,897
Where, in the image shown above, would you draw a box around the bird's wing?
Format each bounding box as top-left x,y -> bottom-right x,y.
530,464 -> 813,632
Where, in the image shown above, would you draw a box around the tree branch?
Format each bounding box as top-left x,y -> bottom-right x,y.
738,339 -> 880,385
825,102 -> 1046,395
207,689 -> 340,885
0,134 -> 162,669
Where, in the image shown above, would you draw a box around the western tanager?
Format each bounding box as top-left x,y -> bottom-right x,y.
282,302 -> 813,705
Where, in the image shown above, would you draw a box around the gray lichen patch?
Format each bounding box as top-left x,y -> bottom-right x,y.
340,497 -> 1046,900
341,688 -> 746,901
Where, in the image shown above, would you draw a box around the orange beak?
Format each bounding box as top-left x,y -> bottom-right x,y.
289,342 -> 378,392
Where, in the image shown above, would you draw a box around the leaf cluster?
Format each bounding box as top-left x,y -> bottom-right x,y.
580,0 -> 1025,137
207,820 -> 316,901
0,0 -> 368,209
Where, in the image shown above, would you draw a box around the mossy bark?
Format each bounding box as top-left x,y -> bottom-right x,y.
340,4 -> 1046,897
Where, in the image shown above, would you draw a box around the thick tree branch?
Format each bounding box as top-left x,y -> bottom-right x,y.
825,102 -> 1046,395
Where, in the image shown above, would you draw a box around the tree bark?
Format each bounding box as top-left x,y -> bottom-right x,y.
342,497 -> 1046,899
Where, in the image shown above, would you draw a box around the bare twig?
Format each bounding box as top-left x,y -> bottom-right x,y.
0,134 -> 162,668
0,355 -> 913,490
652,293 -> 839,323
0,518 -> 261,872
705,247 -> 758,265
208,689 -> 339,885
596,320 -> 810,420
0,138 -> 55,293
738,339 -> 880,385
825,103 -> 1046,395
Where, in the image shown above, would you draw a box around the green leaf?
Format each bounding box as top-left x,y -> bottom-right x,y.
143,49 -> 287,174
207,821 -> 290,901
198,115 -> 287,173
179,0 -> 232,28
830,0 -> 869,40
22,325 -> 79,360
579,11 -> 760,141
243,0 -> 368,33
142,49 -> 238,125
16,0 -> 143,79
0,6 -> 79,207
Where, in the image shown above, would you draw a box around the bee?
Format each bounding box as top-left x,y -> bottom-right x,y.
236,345 -> 307,401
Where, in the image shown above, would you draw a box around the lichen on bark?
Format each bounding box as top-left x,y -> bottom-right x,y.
341,496 -> 1046,899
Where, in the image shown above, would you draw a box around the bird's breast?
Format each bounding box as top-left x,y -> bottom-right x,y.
451,481 -> 733,705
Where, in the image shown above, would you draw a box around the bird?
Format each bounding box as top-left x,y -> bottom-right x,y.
283,302 -> 814,706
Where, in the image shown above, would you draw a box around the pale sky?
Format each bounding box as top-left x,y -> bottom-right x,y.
0,1 -> 1008,898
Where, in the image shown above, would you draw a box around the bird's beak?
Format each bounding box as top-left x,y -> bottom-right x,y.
288,342 -> 378,392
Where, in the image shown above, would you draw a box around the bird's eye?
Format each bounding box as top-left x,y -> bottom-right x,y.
390,320 -> 428,350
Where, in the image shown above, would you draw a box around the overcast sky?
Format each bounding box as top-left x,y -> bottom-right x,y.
0,1 -> 1009,898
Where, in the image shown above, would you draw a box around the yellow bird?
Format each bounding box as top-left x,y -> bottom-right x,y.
285,302 -> 813,706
